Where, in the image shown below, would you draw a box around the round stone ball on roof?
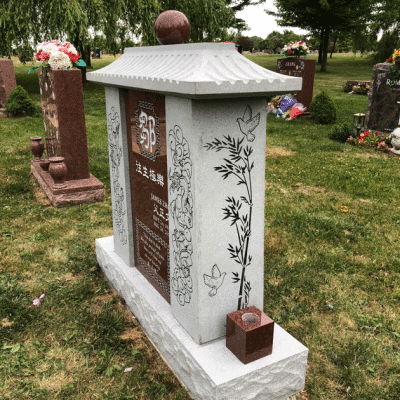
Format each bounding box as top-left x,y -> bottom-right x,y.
154,10 -> 190,45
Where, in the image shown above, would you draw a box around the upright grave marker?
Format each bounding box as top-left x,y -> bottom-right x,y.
0,58 -> 17,106
365,63 -> 400,133
276,57 -> 315,110
30,67 -> 105,207
89,11 -> 308,400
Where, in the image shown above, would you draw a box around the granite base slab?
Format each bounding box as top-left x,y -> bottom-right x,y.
31,162 -> 105,207
95,236 -> 308,400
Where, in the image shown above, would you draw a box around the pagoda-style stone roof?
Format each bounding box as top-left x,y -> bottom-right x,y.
87,43 -> 302,99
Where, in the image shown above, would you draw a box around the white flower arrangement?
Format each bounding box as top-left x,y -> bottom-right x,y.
48,51 -> 71,69
282,41 -> 309,57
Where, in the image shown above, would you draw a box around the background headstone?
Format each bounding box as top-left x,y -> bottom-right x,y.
0,58 -> 17,106
276,57 -> 316,110
31,67 -> 105,207
365,63 -> 400,133
92,48 -> 101,59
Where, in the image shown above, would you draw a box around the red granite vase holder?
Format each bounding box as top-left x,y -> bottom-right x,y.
30,136 -> 44,162
226,305 -> 274,364
48,157 -> 67,188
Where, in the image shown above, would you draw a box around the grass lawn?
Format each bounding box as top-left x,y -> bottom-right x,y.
1,53 -> 399,399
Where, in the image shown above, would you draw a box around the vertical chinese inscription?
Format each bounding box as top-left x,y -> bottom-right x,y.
126,91 -> 170,302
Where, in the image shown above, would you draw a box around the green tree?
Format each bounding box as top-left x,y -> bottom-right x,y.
265,30 -> 284,53
0,0 -> 264,62
236,36 -> 254,51
266,0 -> 374,71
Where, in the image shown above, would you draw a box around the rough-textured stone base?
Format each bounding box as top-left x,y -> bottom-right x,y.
31,162 -> 105,207
96,236 -> 308,400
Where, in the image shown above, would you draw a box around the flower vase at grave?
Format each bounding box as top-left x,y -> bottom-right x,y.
30,137 -> 44,162
48,157 -> 67,188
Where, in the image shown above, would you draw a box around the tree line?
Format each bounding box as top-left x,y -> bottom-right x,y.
0,0 -> 262,64
1,0 -> 399,72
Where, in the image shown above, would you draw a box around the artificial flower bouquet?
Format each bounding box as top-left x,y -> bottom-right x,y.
385,48 -> 400,89
28,40 -> 86,74
386,48 -> 400,66
282,41 -> 309,57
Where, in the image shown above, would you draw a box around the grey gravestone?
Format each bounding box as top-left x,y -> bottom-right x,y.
365,63 -> 400,133
88,42 -> 308,400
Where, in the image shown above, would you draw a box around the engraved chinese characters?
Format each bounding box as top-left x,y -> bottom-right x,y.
126,91 -> 170,302
136,102 -> 160,160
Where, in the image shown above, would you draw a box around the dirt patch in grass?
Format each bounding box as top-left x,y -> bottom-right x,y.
349,151 -> 387,160
1,318 -> 14,327
32,184 -> 51,206
290,183 -> 327,196
37,371 -> 74,391
266,146 -> 294,157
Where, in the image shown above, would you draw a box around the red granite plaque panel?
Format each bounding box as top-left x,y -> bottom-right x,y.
126,90 -> 170,303
365,63 -> 400,133
276,57 -> 316,110
39,68 -> 90,181
0,59 -> 17,106
226,305 -> 274,364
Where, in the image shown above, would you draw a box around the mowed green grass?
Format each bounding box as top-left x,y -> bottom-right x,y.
0,53 -> 399,399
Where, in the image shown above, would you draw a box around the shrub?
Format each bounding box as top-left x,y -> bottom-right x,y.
329,124 -> 353,143
310,91 -> 337,124
342,83 -> 352,93
5,85 -> 41,117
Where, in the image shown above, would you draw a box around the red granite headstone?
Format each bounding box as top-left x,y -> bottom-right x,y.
276,57 -> 316,110
31,67 -> 105,207
125,90 -> 170,303
365,63 -> 400,133
0,59 -> 17,106
39,67 -> 90,181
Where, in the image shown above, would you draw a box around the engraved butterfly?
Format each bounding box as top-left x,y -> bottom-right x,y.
236,105 -> 260,142
203,264 -> 226,297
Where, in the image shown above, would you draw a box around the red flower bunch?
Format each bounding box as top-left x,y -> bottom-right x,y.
35,51 -> 50,62
386,57 -> 393,63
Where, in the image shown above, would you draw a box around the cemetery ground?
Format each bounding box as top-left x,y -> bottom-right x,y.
0,53 -> 399,399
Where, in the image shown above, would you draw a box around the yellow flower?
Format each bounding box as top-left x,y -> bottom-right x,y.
340,206 -> 348,213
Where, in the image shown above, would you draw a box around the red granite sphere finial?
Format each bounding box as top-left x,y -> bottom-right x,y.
154,10 -> 190,45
